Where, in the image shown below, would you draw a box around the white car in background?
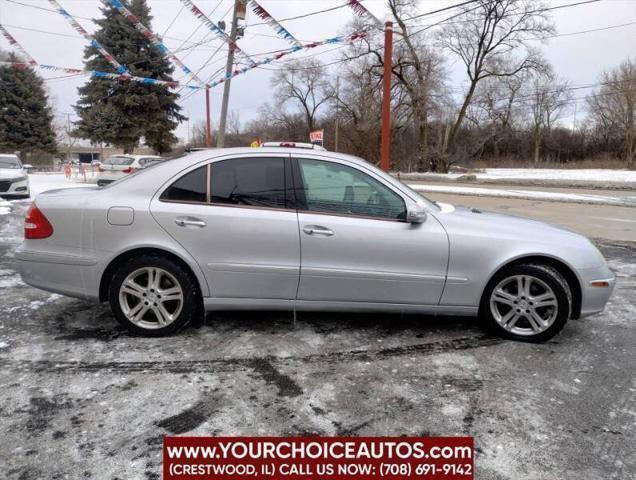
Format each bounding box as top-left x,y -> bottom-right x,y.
0,154 -> 31,199
97,154 -> 162,186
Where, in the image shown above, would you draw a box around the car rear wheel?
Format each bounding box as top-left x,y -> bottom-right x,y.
109,254 -> 198,336
479,264 -> 571,342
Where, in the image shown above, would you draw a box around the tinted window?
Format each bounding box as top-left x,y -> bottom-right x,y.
161,166 -> 207,203
297,159 -> 406,220
210,157 -> 286,209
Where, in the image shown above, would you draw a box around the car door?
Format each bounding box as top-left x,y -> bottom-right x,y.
150,154 -> 300,300
293,156 -> 449,305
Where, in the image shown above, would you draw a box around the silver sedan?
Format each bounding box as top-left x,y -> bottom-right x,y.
15,147 -> 615,341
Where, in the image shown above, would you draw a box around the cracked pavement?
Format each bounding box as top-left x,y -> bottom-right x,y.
0,201 -> 634,480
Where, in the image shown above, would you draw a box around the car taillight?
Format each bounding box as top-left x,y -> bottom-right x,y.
122,167 -> 136,174
25,204 -> 53,239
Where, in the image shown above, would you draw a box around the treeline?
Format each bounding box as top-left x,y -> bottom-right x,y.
210,0 -> 635,172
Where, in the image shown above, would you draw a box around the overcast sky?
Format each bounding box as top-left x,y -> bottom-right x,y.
1,0 -> 635,143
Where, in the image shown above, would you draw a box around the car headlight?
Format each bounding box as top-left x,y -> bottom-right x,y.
12,176 -> 27,183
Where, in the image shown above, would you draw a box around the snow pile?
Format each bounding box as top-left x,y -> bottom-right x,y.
400,168 -> 636,184
409,184 -> 636,206
0,200 -> 10,216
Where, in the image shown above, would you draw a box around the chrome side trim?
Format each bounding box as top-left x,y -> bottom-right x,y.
15,250 -> 98,266
206,262 -> 299,276
301,266 -> 446,283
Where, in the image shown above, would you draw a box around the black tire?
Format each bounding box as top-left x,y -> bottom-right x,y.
108,254 -> 200,336
479,263 -> 572,342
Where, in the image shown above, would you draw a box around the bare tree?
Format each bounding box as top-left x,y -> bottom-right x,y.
587,58 -> 636,167
344,1 -> 447,170
439,0 -> 554,154
271,58 -> 334,136
526,68 -> 571,165
227,110 -> 241,136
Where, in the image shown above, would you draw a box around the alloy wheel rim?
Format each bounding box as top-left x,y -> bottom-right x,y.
489,274 -> 558,336
118,267 -> 184,330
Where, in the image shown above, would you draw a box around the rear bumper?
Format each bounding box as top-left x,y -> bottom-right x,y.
15,246 -> 99,300
577,264 -> 616,318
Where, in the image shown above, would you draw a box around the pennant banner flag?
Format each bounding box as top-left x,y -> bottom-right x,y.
48,0 -> 128,75
249,1 -> 303,49
0,61 -> 202,91
0,24 -> 37,65
179,0 -> 256,66
110,0 -> 204,85
347,0 -> 383,27
208,30 -> 366,87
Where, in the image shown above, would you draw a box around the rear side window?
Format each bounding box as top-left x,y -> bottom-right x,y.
210,157 -> 286,209
161,166 -> 207,203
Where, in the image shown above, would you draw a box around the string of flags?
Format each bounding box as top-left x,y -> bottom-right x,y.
179,0 -> 256,67
248,0 -> 303,50
0,61 -> 202,91
0,1 -> 369,92
48,0 -> 129,75
0,24 -> 37,66
347,0 -> 383,27
110,0 -> 205,86
208,30 -> 366,87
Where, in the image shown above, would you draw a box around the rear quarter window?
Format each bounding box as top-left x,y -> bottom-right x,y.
160,166 -> 207,203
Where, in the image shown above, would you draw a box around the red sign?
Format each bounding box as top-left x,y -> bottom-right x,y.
164,436 -> 473,479
309,129 -> 324,146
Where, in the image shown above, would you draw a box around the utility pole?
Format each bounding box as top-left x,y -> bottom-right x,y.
380,21 -> 393,172
334,76 -> 340,152
205,85 -> 212,147
217,0 -> 241,148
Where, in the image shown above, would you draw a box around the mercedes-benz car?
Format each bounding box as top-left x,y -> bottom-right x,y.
15,147 -> 615,341
0,153 -> 31,199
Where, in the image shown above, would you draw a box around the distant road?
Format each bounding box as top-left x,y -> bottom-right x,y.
422,186 -> 636,243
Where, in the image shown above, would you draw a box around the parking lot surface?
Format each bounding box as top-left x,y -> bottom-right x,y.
0,200 -> 634,480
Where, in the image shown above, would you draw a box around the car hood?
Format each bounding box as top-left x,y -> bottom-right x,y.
435,205 -> 589,245
0,168 -> 26,179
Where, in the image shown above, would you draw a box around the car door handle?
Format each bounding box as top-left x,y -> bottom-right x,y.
175,217 -> 206,228
303,225 -> 334,236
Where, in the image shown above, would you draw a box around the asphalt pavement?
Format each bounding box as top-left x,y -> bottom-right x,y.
0,198 -> 634,480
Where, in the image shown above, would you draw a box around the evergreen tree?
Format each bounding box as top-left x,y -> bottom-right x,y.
0,53 -> 56,159
75,0 -> 186,154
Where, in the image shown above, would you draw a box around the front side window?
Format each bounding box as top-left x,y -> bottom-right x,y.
296,158 -> 406,220
160,166 -> 207,203
210,157 -> 286,209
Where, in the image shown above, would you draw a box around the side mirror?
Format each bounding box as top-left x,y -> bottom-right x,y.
406,205 -> 427,224
22,164 -> 33,170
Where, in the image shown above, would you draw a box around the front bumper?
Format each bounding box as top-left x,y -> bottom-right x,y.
0,177 -> 29,197
577,263 -> 616,318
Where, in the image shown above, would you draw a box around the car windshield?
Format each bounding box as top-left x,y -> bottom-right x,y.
104,156 -> 134,166
0,155 -> 21,169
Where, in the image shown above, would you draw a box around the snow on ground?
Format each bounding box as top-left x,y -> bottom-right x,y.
409,184 -> 636,207
402,168 -> 636,184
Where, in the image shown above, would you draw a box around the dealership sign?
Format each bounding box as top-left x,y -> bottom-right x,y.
309,129 -> 324,146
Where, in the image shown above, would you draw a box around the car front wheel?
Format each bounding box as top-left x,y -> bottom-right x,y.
108,254 -> 198,336
480,263 -> 572,342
